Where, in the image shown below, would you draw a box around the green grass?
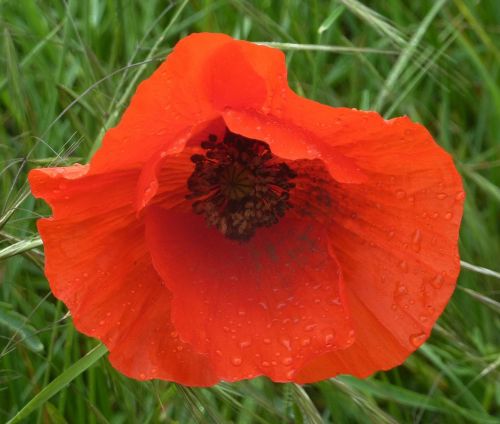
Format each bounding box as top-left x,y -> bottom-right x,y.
1,0 -> 499,422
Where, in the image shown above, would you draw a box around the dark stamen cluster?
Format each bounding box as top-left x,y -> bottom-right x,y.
187,130 -> 296,241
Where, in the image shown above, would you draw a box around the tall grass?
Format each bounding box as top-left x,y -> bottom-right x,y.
1,0 -> 499,422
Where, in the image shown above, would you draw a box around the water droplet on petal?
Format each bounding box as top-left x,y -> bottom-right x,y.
419,315 -> 429,324
455,191 -> 465,201
430,273 -> 444,288
399,261 -> 409,273
409,332 -> 427,347
231,357 -> 242,366
281,338 -> 292,351
301,337 -> 311,346
444,212 -> 452,220
436,193 -> 448,200
411,229 -> 422,252
282,357 -> 293,365
239,340 -> 251,349
259,302 -> 269,310
395,190 -> 406,199
324,332 -> 335,346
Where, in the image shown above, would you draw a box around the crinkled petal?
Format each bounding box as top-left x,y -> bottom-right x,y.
145,207 -> 354,382
221,108 -> 368,183
293,116 -> 464,382
29,166 -> 217,385
91,34 -> 290,176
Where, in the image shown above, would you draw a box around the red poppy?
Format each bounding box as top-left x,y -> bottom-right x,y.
29,33 -> 464,385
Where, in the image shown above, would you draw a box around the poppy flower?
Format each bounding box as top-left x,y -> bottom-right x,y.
29,33 -> 464,385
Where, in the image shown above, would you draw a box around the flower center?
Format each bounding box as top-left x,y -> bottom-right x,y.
187,130 -> 296,241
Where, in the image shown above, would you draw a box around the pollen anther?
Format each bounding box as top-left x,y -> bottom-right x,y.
187,130 -> 296,241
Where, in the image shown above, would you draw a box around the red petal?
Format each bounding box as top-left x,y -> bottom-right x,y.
204,42 -> 267,110
293,115 -> 464,382
90,34 -> 290,176
90,33 -> 233,174
135,118 -> 227,213
221,108 -> 368,184
28,167 -> 217,385
145,207 -> 354,382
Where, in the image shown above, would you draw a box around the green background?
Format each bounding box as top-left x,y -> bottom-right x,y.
1,0 -> 499,422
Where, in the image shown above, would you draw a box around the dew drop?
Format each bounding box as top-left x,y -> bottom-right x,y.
455,191 -> 465,201
409,332 -> 427,347
239,340 -> 251,349
395,190 -> 406,199
444,212 -> 452,220
231,357 -> 242,366
436,193 -> 448,200
281,338 -> 292,351
430,273 -> 444,288
419,315 -> 429,324
411,229 -> 422,252
399,261 -> 409,273
396,282 -> 408,295
301,337 -> 311,346
282,357 -> 293,365
263,338 -> 271,344
324,332 -> 335,346
329,297 -> 341,306
346,329 -> 355,345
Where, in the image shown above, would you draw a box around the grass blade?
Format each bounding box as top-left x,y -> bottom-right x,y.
6,343 -> 108,424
